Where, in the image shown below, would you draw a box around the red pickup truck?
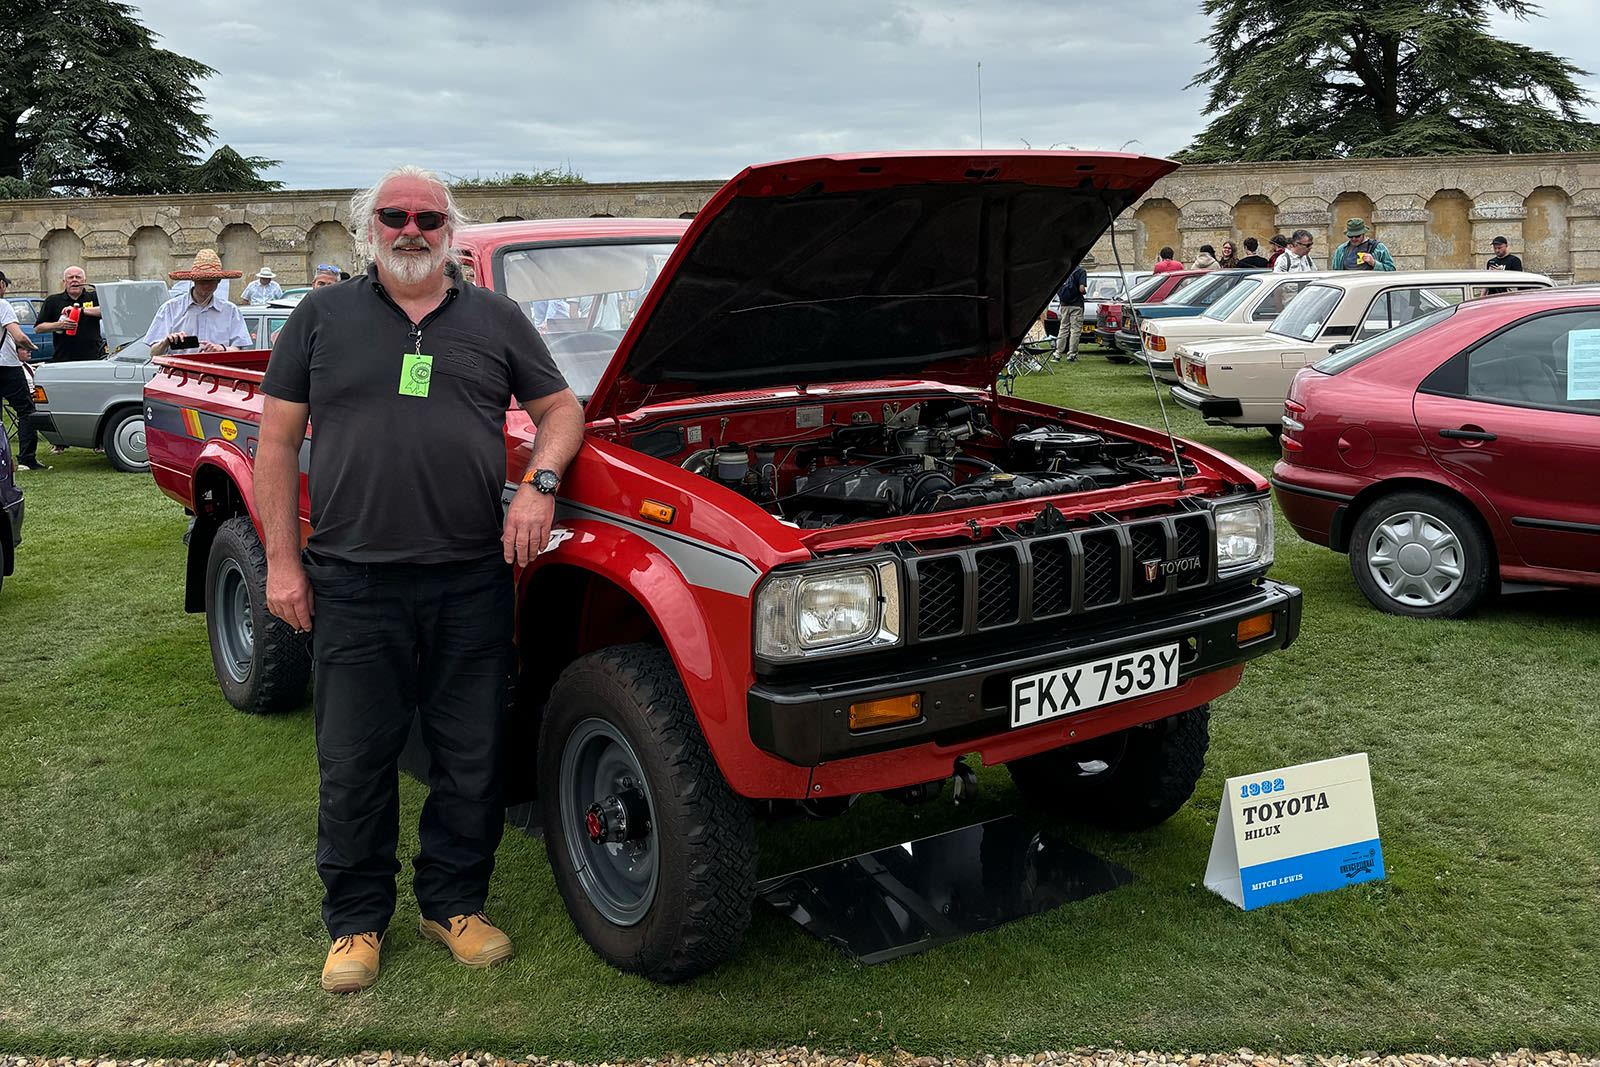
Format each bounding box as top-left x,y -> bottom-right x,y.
146,151 -> 1301,982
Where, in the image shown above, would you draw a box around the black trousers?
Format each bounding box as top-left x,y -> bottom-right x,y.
0,366 -> 39,465
303,550 -> 516,937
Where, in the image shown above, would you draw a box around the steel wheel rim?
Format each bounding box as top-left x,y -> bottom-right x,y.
114,415 -> 147,467
558,716 -> 658,926
213,558 -> 254,683
1365,509 -> 1465,607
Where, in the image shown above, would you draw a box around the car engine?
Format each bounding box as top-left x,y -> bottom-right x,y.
672,400 -> 1194,529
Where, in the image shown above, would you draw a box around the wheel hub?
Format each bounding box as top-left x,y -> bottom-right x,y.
585,789 -> 650,844
1397,542 -> 1432,575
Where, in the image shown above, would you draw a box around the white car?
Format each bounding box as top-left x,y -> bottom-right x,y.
1169,270 -> 1553,432
1135,271 -> 1342,383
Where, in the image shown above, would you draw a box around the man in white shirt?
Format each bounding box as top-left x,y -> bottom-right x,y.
0,270 -> 48,470
146,249 -> 254,356
241,268 -> 284,306
1273,230 -> 1318,272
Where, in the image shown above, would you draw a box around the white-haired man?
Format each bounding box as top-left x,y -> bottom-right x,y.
256,165 -> 585,993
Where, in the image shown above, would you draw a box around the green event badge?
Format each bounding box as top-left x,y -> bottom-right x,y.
399,352 -> 433,397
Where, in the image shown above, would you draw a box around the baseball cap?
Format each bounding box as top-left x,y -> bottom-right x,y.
1492,236 -> 1508,245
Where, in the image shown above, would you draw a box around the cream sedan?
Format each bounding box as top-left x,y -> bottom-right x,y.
1169,270 -> 1552,433
1135,271 -> 1341,383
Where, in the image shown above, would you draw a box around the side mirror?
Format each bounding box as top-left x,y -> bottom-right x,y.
1327,343 -> 1352,354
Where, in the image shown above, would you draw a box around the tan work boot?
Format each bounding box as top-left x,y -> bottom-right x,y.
321,931 -> 382,993
418,911 -> 514,968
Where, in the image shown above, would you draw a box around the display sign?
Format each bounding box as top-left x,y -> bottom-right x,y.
1204,753 -> 1383,910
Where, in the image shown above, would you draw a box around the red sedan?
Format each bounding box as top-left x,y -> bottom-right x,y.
1272,286 -> 1600,618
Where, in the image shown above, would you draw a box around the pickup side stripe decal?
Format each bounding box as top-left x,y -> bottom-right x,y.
507,488 -> 761,597
145,400 -> 313,472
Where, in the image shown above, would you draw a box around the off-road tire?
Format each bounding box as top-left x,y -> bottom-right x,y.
1007,705 -> 1210,830
539,643 -> 757,982
100,405 -> 148,473
204,515 -> 310,714
1349,490 -> 1492,619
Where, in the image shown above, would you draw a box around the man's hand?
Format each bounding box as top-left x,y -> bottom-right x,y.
199,341 -> 224,353
502,484 -> 556,567
265,557 -> 315,632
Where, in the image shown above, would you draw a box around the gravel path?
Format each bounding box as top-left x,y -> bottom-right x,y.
4,1049 -> 1595,1067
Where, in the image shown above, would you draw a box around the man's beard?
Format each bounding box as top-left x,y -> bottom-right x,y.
376,237 -> 448,286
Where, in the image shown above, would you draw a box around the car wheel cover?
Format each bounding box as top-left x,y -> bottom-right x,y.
1365,509 -> 1466,607
213,557 -> 254,683
113,414 -> 147,466
558,716 -> 659,926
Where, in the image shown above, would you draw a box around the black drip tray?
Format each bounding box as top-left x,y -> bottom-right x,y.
757,815 -> 1132,965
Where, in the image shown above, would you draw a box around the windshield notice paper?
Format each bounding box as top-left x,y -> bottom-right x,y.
1204,753 -> 1383,910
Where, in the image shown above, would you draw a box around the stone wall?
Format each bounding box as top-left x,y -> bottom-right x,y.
5,152 -> 1600,294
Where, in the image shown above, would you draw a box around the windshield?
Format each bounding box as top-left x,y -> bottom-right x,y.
1126,274 -> 1167,302
497,240 -> 678,397
1085,276 -> 1124,300
1202,278 -> 1264,320
1314,305 -> 1457,373
1166,274 -> 1214,302
1268,284 -> 1343,341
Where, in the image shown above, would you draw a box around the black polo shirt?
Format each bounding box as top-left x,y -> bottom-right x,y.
1487,253 -> 1523,272
39,287 -> 105,361
262,265 -> 569,564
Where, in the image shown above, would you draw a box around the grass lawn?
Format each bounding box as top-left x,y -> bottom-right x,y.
1,355 -> 1596,1058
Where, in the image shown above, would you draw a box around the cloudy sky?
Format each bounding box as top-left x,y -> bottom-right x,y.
130,0 -> 1600,191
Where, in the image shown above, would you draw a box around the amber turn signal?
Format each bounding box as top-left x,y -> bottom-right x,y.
638,500 -> 676,524
31,386 -> 47,403
849,693 -> 922,731
1236,613 -> 1275,643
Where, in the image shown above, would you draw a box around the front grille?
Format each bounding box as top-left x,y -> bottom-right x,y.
974,548 -> 1020,628
915,556 -> 963,638
907,511 -> 1216,642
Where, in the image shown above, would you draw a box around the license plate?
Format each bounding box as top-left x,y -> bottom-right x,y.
1011,643 -> 1181,728
1081,323 -> 1096,335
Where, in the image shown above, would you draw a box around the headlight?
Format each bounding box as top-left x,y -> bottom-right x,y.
754,559 -> 901,661
1213,498 -> 1275,572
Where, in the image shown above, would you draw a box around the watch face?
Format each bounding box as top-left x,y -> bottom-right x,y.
534,470 -> 560,493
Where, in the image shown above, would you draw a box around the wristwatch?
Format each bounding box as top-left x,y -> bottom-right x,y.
522,468 -> 561,494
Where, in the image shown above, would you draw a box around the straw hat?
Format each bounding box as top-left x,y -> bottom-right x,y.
256,267 -> 276,279
170,248 -> 243,280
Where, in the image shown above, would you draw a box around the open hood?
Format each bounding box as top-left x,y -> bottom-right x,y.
96,280 -> 171,352
586,151 -> 1177,419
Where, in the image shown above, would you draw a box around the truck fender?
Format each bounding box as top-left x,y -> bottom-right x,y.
183,445 -> 260,612
516,514 -> 809,800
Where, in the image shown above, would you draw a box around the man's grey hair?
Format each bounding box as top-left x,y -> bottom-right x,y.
349,165 -> 472,261
1290,229 -> 1314,244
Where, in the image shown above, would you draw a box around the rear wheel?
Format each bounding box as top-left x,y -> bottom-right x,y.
539,643 -> 756,982
1349,490 -> 1491,618
1006,706 -> 1210,830
101,405 -> 149,473
204,516 -> 310,714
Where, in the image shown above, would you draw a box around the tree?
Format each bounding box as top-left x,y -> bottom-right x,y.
447,167 -> 586,188
0,0 -> 279,196
1178,0 -> 1600,162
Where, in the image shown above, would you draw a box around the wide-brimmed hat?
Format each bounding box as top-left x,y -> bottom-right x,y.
256,267 -> 276,279
1343,218 -> 1371,238
170,248 -> 243,281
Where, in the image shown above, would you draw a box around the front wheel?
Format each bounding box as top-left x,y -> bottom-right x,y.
1349,491 -> 1492,618
204,516 -> 310,714
539,643 -> 756,982
1006,705 -> 1210,830
101,405 -> 149,473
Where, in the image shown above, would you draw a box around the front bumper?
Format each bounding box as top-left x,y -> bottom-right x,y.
1170,384 -> 1243,418
748,578 -> 1300,768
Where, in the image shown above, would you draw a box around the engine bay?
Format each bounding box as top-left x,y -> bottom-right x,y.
625,397 -> 1198,529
